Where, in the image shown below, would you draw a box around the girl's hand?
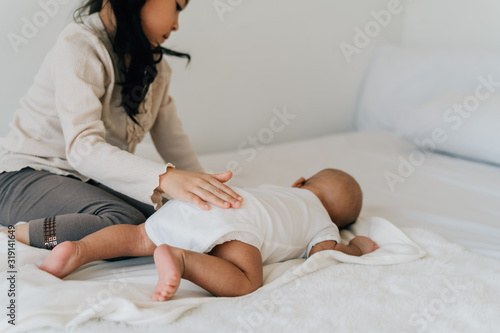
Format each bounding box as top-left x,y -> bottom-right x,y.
159,169 -> 243,210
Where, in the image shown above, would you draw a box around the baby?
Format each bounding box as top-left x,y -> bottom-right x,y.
40,168 -> 378,301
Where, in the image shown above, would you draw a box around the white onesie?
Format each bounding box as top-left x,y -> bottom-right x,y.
145,185 -> 340,265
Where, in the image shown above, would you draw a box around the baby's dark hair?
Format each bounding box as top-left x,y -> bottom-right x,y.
305,169 -> 363,229
74,0 -> 190,125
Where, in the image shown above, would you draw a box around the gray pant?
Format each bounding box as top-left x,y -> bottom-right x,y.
0,167 -> 155,249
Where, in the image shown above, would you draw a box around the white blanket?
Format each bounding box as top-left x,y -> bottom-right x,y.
2,131 -> 500,333
2,216 -> 499,332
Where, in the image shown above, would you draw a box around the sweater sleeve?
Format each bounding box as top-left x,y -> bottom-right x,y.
53,30 -> 170,209
150,59 -> 204,173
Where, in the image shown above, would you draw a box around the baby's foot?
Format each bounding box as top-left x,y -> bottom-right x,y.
153,245 -> 184,302
349,236 -> 379,255
39,241 -> 84,279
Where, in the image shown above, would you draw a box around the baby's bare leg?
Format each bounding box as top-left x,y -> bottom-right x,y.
153,240 -> 263,301
39,223 -> 155,279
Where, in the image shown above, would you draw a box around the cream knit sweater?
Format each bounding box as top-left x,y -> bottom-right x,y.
0,13 -> 203,209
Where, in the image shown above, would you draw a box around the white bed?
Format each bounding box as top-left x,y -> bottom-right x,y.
1,130 -> 500,333
2,44 -> 500,332
198,131 -> 500,261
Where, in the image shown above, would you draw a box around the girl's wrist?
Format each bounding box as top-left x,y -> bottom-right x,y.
158,164 -> 176,195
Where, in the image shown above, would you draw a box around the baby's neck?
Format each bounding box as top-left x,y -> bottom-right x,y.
301,185 -> 325,204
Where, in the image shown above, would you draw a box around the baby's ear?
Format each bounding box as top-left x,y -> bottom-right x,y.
291,177 -> 306,188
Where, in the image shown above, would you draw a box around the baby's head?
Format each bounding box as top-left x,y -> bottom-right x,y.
292,169 -> 363,228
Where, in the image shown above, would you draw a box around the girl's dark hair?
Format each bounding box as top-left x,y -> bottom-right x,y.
74,0 -> 190,124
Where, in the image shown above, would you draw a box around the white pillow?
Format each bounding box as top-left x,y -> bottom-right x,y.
355,44 -> 500,131
396,92 -> 500,166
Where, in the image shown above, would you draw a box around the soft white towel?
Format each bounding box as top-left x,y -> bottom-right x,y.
4,216 -> 497,333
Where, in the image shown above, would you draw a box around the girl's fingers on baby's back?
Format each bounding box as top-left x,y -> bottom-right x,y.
208,171 -> 243,202
188,192 -> 210,210
208,181 -> 243,207
195,187 -> 231,209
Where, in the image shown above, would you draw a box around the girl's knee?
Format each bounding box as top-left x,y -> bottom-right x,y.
100,203 -> 147,226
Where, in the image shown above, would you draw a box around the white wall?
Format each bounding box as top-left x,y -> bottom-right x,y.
403,0 -> 500,50
0,0 -> 76,136
0,0 -> 404,154
165,0 -> 405,153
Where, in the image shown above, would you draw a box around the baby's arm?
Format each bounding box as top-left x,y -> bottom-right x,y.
309,236 -> 379,257
309,240 -> 337,257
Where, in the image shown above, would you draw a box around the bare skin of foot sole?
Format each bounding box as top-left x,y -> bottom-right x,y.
39,241 -> 85,279
349,236 -> 379,255
153,244 -> 184,302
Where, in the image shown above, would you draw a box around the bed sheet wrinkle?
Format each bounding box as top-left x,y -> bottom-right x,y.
2,131 -> 500,332
0,215 -> 428,331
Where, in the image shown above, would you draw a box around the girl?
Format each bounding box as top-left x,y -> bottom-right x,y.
0,0 -> 242,248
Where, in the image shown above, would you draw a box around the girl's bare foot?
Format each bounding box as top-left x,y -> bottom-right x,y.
153,245 -> 185,302
39,241 -> 86,279
349,236 -> 379,255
